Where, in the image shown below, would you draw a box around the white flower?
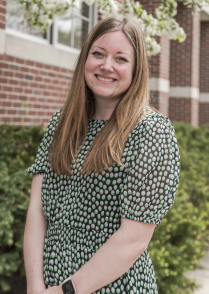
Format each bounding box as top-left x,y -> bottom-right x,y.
52,0 -> 69,4
134,2 -> 140,10
24,11 -> 33,20
155,9 -> 162,19
124,0 -> 134,15
83,0 -> 96,5
145,36 -> 161,55
141,10 -> 147,20
38,15 -> 50,25
44,4 -> 56,10
46,0 -> 56,4
108,0 -> 118,15
29,3 -> 39,13
54,1 -> 70,16
145,25 -> 155,36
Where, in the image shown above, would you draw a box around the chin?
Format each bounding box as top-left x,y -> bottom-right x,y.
96,94 -> 115,100
94,91 -> 114,98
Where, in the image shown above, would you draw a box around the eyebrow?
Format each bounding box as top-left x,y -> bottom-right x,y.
91,46 -> 130,56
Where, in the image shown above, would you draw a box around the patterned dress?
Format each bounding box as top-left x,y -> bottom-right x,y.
26,110 -> 180,294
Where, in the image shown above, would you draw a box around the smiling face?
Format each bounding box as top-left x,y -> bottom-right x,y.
85,30 -> 135,105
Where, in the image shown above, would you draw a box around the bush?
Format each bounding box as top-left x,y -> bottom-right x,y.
0,122 -> 209,294
0,125 -> 45,292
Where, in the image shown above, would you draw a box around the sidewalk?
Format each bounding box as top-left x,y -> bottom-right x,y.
185,251 -> 209,294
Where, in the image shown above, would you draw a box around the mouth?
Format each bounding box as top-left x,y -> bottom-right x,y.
95,74 -> 117,83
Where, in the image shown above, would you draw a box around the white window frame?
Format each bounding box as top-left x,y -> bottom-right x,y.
52,3 -> 98,53
5,27 -> 50,45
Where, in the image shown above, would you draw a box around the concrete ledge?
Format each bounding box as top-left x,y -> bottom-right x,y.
0,28 -> 5,54
199,93 -> 209,102
170,87 -> 199,99
5,30 -> 80,70
201,9 -> 209,22
149,78 -> 170,93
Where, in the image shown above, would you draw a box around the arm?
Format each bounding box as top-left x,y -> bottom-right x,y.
69,218 -> 155,294
24,174 -> 48,294
41,218 -> 155,294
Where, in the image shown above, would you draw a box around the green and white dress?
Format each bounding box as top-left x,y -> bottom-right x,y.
26,110 -> 180,294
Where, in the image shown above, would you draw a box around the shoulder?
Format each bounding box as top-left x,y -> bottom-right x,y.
46,110 -> 62,133
133,110 -> 175,138
41,110 -> 62,147
129,111 -> 179,155
48,110 -> 62,126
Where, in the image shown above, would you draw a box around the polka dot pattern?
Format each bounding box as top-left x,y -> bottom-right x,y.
26,110 -> 180,293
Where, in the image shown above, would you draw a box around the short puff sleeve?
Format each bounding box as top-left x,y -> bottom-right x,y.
119,114 -> 180,225
25,111 -> 61,175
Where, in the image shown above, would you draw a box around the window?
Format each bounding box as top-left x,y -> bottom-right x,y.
6,0 -> 47,40
53,2 -> 97,50
6,0 -> 97,50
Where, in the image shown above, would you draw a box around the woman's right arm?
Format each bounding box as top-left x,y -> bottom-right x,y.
24,174 -> 48,294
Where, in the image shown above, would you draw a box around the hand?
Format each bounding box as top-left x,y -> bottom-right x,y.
39,284 -> 62,294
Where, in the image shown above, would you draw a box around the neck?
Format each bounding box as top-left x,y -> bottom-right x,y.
92,96 -> 120,120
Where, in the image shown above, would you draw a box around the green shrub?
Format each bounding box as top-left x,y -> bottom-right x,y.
0,122 -> 209,294
0,125 -> 45,292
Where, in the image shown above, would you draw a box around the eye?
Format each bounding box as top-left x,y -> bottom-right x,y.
92,51 -> 103,57
117,57 -> 127,62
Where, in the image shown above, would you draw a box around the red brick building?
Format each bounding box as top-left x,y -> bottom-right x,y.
0,0 -> 209,127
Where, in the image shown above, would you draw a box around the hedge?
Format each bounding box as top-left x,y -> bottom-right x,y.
0,125 -> 45,293
0,122 -> 209,294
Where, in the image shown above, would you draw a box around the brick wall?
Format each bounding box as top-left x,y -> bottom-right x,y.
169,2 -> 200,126
200,22 -> 209,93
0,54 -> 72,128
141,0 -> 170,116
169,97 -> 191,123
199,21 -> 209,125
199,103 -> 209,125
169,97 -> 200,126
0,0 -> 6,29
170,3 -> 200,88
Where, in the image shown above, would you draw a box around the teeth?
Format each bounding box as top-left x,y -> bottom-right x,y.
97,75 -> 115,82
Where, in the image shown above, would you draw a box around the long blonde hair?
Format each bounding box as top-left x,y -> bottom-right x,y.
50,16 -> 150,176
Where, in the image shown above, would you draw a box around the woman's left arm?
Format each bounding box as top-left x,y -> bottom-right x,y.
71,218 -> 156,294
42,218 -> 155,294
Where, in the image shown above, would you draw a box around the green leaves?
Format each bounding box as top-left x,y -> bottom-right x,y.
0,124 -> 45,292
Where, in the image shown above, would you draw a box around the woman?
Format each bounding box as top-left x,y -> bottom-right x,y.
24,16 -> 180,294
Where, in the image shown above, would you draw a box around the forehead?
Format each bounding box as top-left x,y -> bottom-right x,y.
91,31 -> 134,54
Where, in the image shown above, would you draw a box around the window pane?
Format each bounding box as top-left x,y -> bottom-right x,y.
74,18 -> 89,49
6,0 -> 46,39
57,18 -> 73,47
76,1 -> 89,18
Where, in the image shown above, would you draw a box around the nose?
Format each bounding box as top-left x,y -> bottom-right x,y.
100,57 -> 114,72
